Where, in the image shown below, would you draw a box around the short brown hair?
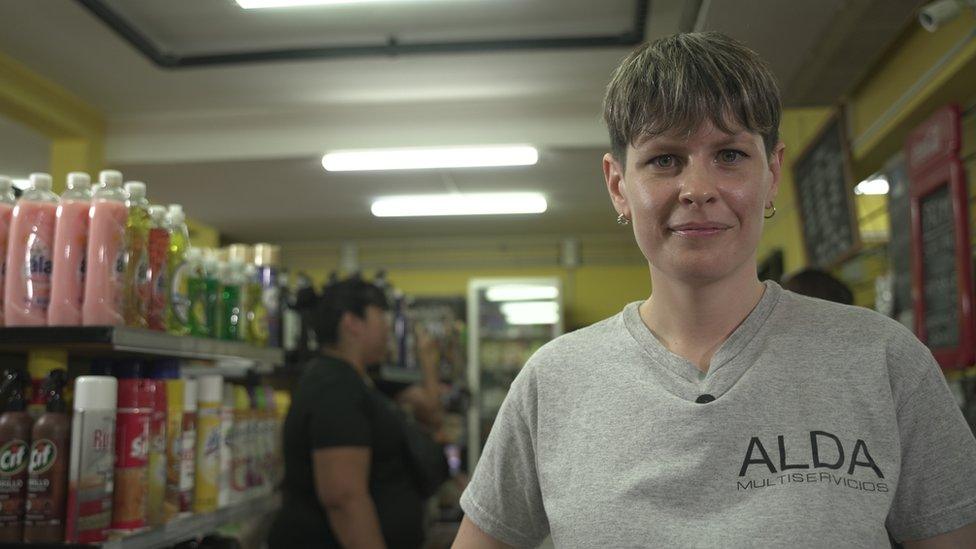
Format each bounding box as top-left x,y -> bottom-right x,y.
602,32 -> 781,163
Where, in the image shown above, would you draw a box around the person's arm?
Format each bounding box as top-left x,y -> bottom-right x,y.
400,327 -> 444,430
313,447 -> 387,549
903,522 -> 976,548
451,516 -> 513,549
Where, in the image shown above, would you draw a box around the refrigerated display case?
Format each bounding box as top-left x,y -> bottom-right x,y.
466,278 -> 562,469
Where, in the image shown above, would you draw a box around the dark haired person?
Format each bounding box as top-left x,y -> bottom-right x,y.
453,32 -> 976,547
269,278 -> 432,548
783,268 -> 855,305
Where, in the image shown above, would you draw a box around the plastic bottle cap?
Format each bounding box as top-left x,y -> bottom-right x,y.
99,170 -> 123,188
168,208 -> 186,226
187,247 -> 203,261
124,181 -> 147,199
67,172 -> 91,190
30,172 -> 53,191
74,376 -> 118,411
168,204 -> 183,216
183,378 -> 198,411
149,205 -> 167,223
197,375 -> 223,404
0,176 -> 11,190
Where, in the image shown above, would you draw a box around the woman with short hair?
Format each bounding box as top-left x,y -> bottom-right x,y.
453,32 -> 976,548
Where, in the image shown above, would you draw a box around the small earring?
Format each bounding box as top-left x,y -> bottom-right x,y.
616,213 -> 630,225
764,203 -> 776,219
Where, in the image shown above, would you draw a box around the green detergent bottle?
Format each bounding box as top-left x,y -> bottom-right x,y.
219,260 -> 243,341
203,255 -> 221,339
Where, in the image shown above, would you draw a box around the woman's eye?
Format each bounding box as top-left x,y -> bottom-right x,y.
719,150 -> 746,163
650,155 -> 676,168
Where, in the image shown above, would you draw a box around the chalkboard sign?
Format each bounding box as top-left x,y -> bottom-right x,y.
792,111 -> 860,267
920,186 -> 959,349
907,104 -> 972,368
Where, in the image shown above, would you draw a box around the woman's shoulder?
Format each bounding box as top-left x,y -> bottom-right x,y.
778,288 -> 911,339
522,309 -> 631,371
298,356 -> 366,391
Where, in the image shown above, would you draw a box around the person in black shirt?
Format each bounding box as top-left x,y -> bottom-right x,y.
269,277 -> 429,548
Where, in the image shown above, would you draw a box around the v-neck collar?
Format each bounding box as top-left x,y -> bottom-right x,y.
622,280 -> 782,398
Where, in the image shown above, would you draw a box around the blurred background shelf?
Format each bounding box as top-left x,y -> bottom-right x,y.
0,327 -> 283,366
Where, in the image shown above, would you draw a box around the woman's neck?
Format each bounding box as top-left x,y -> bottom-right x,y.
639,265 -> 766,373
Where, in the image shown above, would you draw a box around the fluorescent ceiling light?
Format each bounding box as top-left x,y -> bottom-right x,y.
323,145 -> 538,171
500,301 -> 559,326
371,192 -> 547,217
486,285 -> 559,302
854,177 -> 889,195
237,0 -> 413,8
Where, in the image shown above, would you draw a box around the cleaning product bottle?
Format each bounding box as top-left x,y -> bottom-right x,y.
4,173 -> 59,326
123,182 -> 151,329
23,369 -> 69,543
47,172 -> 92,326
194,375 -> 222,513
231,386 -> 250,503
178,378 -> 197,515
244,263 -> 268,346
82,170 -> 128,326
166,205 -> 191,335
26,350 -> 67,420
162,373 -> 183,522
111,377 -> 152,533
146,380 -> 167,527
65,376 -> 117,544
146,205 -> 170,331
203,253 -> 221,339
0,176 -> 17,326
254,244 -> 281,348
186,248 -> 208,337
219,260 -> 243,341
218,383 -> 234,508
0,369 -> 31,542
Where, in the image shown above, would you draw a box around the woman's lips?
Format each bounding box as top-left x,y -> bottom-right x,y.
668,223 -> 730,237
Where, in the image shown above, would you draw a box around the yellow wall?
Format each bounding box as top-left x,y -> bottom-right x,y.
289,247 -> 651,329
0,51 -> 105,190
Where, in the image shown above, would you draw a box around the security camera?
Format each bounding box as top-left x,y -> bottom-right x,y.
919,0 -> 976,32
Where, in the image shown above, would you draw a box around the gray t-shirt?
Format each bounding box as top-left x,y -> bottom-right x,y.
460,281 -> 976,547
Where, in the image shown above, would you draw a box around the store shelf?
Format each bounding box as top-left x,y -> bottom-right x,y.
100,494 -> 280,549
0,327 -> 284,366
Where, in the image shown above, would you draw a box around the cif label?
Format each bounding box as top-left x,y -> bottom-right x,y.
0,440 -> 28,475
28,439 -> 57,475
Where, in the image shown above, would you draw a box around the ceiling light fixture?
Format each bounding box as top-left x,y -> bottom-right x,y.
500,301 -> 560,325
854,177 -> 890,196
371,192 -> 547,217
236,0 -> 415,8
323,145 -> 538,172
486,285 -> 559,302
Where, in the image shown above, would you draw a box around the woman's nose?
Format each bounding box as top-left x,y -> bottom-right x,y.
678,161 -> 718,206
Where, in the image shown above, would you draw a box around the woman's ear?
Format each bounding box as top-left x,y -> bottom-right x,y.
766,142 -> 786,203
603,153 -> 630,219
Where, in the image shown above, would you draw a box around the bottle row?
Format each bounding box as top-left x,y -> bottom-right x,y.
0,171 -> 284,347
0,362 -> 286,545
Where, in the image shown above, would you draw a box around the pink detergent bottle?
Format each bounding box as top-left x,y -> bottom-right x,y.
0,177 -> 17,326
48,172 -> 93,326
82,170 -> 129,326
3,173 -> 59,326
